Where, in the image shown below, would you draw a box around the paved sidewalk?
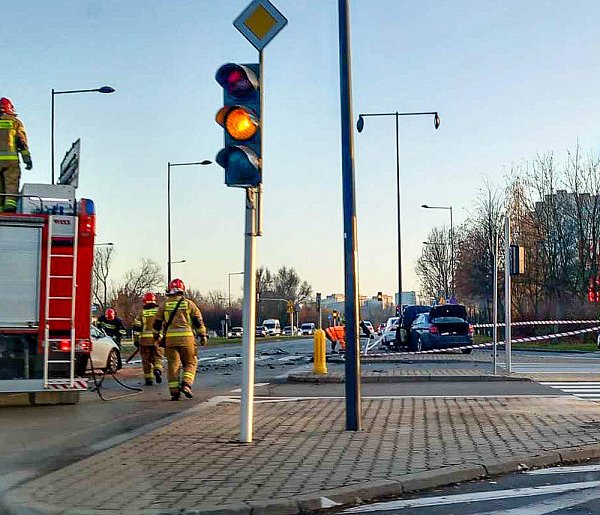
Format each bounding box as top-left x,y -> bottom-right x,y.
289,368 -> 529,383
5,395 -> 600,514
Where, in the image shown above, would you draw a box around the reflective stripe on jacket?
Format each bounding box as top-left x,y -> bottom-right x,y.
155,295 -> 206,346
0,114 -> 29,162
133,305 -> 160,345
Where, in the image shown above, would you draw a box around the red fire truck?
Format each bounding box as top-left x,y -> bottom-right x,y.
0,183 -> 95,397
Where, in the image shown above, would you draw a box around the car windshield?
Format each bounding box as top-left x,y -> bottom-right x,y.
264,322 -> 276,329
301,324 -> 312,329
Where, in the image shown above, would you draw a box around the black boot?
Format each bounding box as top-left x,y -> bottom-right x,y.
145,378 -> 153,386
171,391 -> 181,401
154,369 -> 163,384
181,382 -> 193,399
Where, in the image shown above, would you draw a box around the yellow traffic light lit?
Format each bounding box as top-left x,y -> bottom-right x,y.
225,107 -> 258,141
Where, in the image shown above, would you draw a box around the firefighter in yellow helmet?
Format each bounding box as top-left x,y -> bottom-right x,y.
132,292 -> 164,386
153,279 -> 207,401
0,98 -> 32,213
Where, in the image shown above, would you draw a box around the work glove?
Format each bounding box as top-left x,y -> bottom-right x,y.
24,156 -> 32,170
199,335 -> 208,347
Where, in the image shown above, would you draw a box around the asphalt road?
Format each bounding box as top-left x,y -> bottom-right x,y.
0,337 -> 314,493
341,461 -> 600,514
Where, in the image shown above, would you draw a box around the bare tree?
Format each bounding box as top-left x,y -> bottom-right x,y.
113,259 -> 164,327
416,227 -> 452,300
92,245 -> 114,312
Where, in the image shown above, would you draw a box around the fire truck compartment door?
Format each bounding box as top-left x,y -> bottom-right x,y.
0,222 -> 42,327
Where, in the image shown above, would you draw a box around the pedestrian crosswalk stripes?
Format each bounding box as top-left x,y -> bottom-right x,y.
502,363 -> 600,374
541,382 -> 600,400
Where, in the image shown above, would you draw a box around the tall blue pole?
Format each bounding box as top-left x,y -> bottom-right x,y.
338,0 -> 362,431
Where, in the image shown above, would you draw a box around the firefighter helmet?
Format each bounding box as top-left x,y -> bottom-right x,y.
105,308 -> 116,320
143,292 -> 157,304
167,278 -> 186,295
0,97 -> 16,115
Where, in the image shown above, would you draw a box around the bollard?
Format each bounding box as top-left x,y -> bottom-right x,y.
313,329 -> 328,375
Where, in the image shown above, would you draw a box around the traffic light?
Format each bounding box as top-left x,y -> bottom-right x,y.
509,245 -> 526,275
215,63 -> 261,188
377,291 -> 383,302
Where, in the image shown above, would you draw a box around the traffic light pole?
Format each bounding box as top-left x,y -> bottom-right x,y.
338,0 -> 362,431
504,216 -> 512,374
241,185 -> 259,443
492,229 -> 498,375
240,50 -> 264,444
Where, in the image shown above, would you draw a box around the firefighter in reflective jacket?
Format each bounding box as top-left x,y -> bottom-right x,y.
97,308 -> 126,349
325,324 -> 346,353
153,279 -> 207,401
132,292 -> 164,386
0,98 -> 32,213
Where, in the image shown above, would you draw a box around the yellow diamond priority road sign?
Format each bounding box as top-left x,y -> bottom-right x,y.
234,0 -> 288,51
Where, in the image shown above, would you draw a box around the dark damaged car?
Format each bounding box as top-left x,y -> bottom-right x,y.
409,304 -> 474,354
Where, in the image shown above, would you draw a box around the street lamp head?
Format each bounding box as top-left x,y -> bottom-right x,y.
356,115 -> 364,133
433,112 -> 441,130
200,160 -> 212,165
421,204 -> 429,209
97,86 -> 115,94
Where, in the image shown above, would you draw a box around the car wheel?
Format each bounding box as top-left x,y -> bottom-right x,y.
409,335 -> 422,352
461,348 -> 472,354
106,349 -> 121,373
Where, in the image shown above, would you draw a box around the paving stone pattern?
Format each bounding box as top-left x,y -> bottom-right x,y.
8,396 -> 600,514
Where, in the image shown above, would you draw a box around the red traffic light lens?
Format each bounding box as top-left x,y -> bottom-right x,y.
226,70 -> 254,97
216,64 -> 258,98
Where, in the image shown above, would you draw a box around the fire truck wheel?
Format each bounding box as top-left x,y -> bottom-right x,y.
106,349 -> 121,373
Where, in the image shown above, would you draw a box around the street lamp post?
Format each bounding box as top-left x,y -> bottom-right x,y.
51,86 -> 115,185
228,271 -> 244,308
167,160 -> 211,283
421,204 -> 454,294
357,111 -> 440,306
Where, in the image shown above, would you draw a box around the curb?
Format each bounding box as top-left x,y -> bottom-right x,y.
287,373 -> 531,384
7,445 -> 600,515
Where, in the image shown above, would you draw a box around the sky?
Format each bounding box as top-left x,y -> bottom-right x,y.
3,0 -> 600,301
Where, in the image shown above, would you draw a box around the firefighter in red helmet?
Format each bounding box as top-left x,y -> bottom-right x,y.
0,98 -> 32,213
96,308 -> 126,349
153,278 -> 207,401
132,292 -> 164,386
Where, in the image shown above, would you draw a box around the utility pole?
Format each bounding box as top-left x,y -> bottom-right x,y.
338,0 -> 362,430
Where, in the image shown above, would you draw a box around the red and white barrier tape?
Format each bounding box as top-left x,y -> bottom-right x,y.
475,319 -> 600,329
362,326 -> 600,357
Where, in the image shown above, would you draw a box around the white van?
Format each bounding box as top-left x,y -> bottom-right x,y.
300,322 -> 316,335
262,319 -> 281,336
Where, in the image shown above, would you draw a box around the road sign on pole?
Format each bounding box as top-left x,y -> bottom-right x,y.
59,139 -> 81,188
234,0 -> 288,51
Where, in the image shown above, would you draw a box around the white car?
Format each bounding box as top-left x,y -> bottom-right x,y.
89,325 -> 122,373
228,327 -> 243,338
382,317 -> 400,345
283,326 -> 300,336
300,323 -> 316,335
